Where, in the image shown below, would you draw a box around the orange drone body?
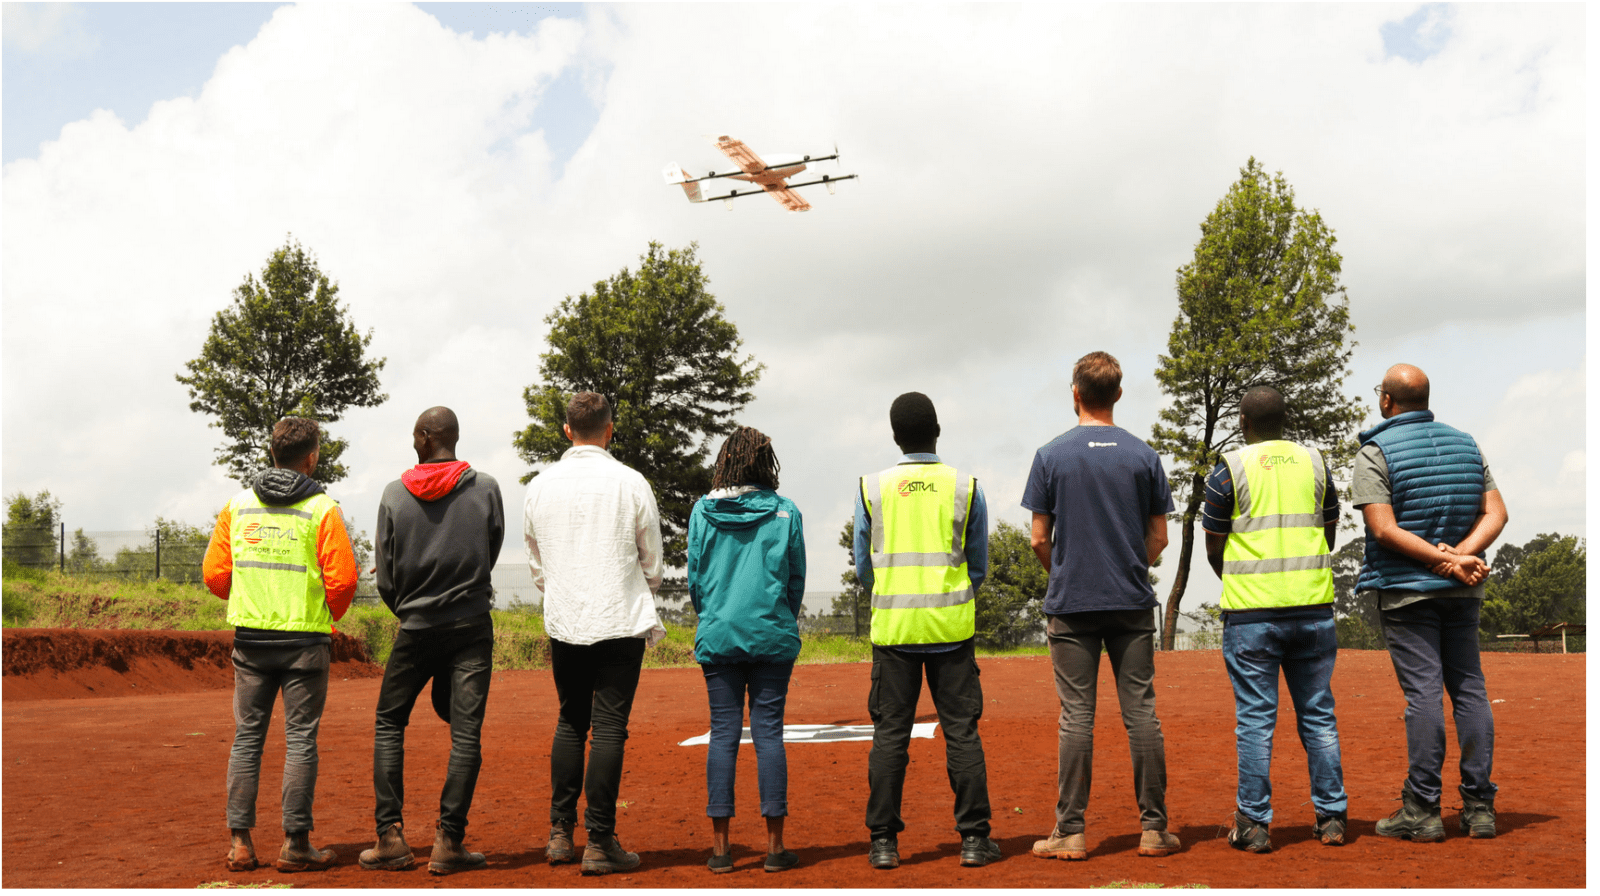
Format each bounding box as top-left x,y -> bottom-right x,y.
663,135 -> 856,212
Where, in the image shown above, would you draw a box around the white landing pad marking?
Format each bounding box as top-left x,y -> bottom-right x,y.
679,722 -> 936,746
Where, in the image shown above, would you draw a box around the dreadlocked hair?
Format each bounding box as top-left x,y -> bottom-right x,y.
711,426 -> 780,491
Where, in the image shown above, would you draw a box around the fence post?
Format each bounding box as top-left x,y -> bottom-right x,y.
59,522 -> 65,573
155,529 -> 161,580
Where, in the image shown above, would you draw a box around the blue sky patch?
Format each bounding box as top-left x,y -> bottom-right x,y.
1381,4 -> 1452,63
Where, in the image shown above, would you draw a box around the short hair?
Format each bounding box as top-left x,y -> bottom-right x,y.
711,426 -> 780,490
415,406 -> 459,450
566,391 -> 612,439
270,417 -> 320,468
1073,351 -> 1122,409
889,392 -> 939,447
1239,385 -> 1287,433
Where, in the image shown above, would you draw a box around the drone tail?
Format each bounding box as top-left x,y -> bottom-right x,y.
662,163 -> 705,203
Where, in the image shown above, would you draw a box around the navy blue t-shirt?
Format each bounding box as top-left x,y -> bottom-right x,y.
1021,425 -> 1174,615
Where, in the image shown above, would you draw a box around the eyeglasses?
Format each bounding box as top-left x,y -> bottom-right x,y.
1373,386 -> 1387,401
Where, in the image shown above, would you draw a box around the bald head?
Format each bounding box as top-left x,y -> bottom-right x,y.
1239,385 -> 1286,441
413,406 -> 459,462
1381,364 -> 1430,413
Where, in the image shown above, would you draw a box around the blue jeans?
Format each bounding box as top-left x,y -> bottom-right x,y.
1380,597 -> 1496,803
703,661 -> 794,818
1222,615 -> 1347,824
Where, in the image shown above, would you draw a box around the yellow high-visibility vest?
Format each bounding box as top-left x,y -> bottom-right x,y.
861,463 -> 976,645
225,489 -> 340,634
1220,440 -> 1334,611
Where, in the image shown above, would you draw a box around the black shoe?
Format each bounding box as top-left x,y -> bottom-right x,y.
1375,783 -> 1445,842
1459,794 -> 1497,839
959,836 -> 1001,867
1227,812 -> 1271,853
763,849 -> 799,872
868,838 -> 899,869
1314,812 -> 1347,846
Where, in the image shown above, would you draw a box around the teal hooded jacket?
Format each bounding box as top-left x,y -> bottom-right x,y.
686,487 -> 806,665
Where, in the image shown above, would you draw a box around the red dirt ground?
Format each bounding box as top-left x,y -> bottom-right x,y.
1,630 -> 1584,888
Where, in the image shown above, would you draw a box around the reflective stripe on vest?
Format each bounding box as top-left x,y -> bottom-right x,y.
226,488 -> 338,634
862,464 -> 976,645
1220,441 -> 1334,611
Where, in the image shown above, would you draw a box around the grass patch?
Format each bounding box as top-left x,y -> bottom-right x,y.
196,881 -> 292,889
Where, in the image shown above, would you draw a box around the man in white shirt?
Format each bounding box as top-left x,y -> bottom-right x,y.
524,391 -> 665,876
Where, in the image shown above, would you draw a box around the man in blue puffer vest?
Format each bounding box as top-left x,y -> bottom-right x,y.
1352,364 -> 1507,842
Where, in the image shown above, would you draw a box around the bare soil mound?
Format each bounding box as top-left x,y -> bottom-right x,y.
1,628 -> 381,701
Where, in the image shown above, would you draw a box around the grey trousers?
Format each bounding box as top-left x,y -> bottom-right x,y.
226,641 -> 330,832
1046,610 -> 1169,834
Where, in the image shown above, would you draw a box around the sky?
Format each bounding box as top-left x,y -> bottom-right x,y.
1,2 -> 1588,622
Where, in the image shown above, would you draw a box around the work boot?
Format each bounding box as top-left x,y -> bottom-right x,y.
1375,783 -> 1445,842
359,822 -> 415,871
1032,828 -> 1087,861
1314,811 -> 1347,846
580,832 -> 640,875
546,820 -> 577,865
1137,829 -> 1181,857
226,829 -> 258,871
428,825 -> 487,875
276,830 -> 336,872
1459,794 -> 1497,839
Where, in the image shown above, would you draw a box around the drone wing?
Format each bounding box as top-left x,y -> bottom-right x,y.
713,135 -> 769,174
765,185 -> 812,212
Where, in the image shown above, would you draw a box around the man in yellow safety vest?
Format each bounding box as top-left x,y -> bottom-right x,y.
1203,385 -> 1347,853
853,392 -> 998,871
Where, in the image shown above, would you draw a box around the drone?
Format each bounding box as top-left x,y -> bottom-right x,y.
663,135 -> 857,212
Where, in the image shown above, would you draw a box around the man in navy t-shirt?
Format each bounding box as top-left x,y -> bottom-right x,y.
1021,351 -> 1179,862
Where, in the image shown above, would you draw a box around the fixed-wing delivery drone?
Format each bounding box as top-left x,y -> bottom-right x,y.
663,135 -> 857,212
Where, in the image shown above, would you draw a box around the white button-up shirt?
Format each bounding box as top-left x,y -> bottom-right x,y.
524,444 -> 665,646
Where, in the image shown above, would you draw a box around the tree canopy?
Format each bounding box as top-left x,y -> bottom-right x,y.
176,236 -> 387,486
1482,533 -> 1585,636
976,520 -> 1046,649
830,517 -> 870,631
3,490 -> 61,570
1150,158 -> 1364,649
513,241 -> 762,566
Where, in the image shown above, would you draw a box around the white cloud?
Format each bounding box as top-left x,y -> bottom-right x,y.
1,3 -> 1584,594
1,3 -> 97,55
1475,357 -> 1587,546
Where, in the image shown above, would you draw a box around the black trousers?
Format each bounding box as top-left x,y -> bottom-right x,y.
549,636 -> 646,836
372,614 -> 494,840
865,641 -> 992,840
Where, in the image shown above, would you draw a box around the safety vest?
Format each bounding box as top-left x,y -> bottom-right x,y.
861,463 -> 976,646
1219,441 -> 1334,611
225,488 -> 340,634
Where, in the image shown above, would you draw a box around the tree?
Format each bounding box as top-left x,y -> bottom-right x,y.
513,242 -> 762,566
3,491 -> 61,570
112,517 -> 211,583
977,521 -> 1047,649
1482,533 -> 1585,637
830,518 -> 870,632
176,236 -> 387,486
1330,539 -> 1384,649
66,528 -> 105,574
1150,158 -> 1364,650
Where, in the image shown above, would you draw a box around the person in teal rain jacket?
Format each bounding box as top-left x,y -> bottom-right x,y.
686,426 -> 806,874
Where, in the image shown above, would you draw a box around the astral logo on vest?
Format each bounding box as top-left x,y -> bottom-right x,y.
896,479 -> 937,497
241,522 -> 299,545
1257,454 -> 1300,471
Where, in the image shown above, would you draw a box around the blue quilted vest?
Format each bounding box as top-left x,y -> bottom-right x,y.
1356,411 -> 1485,593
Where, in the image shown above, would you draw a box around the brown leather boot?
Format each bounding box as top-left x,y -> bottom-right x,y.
225,829 -> 258,871
546,820 -> 577,865
429,825 -> 487,875
276,831 -> 336,872
359,822 -> 416,871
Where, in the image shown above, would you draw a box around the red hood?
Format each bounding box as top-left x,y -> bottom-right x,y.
402,461 -> 471,501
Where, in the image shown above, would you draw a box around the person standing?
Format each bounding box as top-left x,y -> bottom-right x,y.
524,391 -> 666,875
1355,364 -> 1507,841
686,426 -> 806,874
1202,386 -> 1348,852
1023,351 -> 1180,861
359,407 -> 504,875
855,392 -> 999,870
203,417 -> 357,873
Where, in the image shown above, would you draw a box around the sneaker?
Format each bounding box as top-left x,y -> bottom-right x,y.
1314,812 -> 1347,846
1375,784 -> 1445,842
707,852 -> 734,874
868,838 -> 899,869
1460,794 -> 1497,839
959,836 -> 1001,867
1032,828 -> 1087,861
1227,813 -> 1271,854
1137,829 -> 1181,857
545,821 -> 576,865
580,833 -> 640,875
763,849 -> 799,872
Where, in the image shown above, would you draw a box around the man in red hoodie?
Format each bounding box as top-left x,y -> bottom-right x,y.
359,407 -> 505,875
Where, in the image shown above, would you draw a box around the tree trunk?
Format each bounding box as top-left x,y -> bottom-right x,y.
1160,473 -> 1206,650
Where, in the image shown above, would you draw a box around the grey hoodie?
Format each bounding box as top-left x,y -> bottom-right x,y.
375,461 -> 505,630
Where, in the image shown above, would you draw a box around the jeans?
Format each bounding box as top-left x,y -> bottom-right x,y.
865,641 -> 991,840
1046,610 -> 1168,833
1222,614 -> 1347,824
226,642 -> 330,832
549,636 -> 646,836
372,614 -> 493,840
703,661 -> 794,818
1381,597 -> 1496,803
